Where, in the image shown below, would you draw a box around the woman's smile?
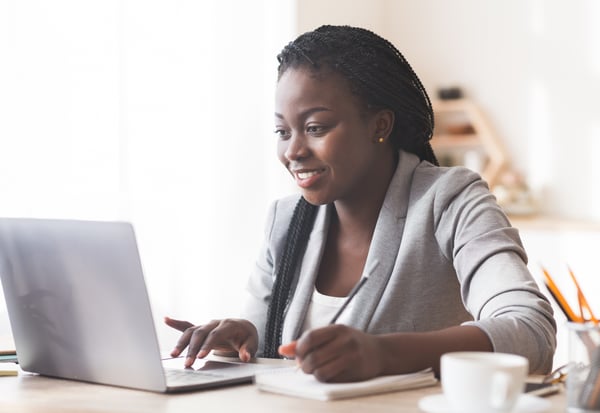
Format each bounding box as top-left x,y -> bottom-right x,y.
291,167 -> 327,188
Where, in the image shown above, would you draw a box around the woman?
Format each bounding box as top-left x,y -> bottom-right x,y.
166,25 -> 556,382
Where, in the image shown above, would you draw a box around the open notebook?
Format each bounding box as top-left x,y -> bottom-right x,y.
0,218 -> 285,392
255,368 -> 437,401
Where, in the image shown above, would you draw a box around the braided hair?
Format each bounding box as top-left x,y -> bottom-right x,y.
277,25 -> 439,165
263,25 -> 438,358
263,197 -> 317,358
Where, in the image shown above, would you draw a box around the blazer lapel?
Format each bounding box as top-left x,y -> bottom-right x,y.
346,151 -> 421,331
280,150 -> 422,339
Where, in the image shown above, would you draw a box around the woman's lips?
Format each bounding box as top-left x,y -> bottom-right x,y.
292,168 -> 325,188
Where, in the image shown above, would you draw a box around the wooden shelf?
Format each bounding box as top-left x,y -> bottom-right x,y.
432,98 -> 507,188
432,134 -> 480,149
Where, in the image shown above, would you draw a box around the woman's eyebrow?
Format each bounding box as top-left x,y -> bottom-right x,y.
275,106 -> 332,121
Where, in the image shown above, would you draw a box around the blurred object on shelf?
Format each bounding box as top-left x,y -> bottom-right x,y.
445,123 -> 475,135
493,170 -> 538,216
437,86 -> 463,100
463,150 -> 484,175
432,98 -> 507,188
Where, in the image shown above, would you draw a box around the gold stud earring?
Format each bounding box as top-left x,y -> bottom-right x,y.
377,137 -> 384,143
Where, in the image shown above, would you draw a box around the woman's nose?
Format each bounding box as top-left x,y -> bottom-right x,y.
283,133 -> 310,161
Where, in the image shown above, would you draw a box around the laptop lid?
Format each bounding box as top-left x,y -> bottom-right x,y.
0,218 -> 279,392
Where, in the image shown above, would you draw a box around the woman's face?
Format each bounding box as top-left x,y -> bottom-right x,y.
275,67 -> 392,206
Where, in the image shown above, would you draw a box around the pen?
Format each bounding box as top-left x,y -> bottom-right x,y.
328,259 -> 379,324
329,275 -> 370,324
279,260 -> 379,363
289,276 -> 369,370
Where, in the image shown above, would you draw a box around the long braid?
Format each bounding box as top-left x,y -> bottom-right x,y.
263,197 -> 318,358
277,25 -> 439,166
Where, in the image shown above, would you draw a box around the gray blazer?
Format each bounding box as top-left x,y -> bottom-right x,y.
243,150 -> 556,373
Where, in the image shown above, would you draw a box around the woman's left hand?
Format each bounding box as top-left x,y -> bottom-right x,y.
281,324 -> 384,382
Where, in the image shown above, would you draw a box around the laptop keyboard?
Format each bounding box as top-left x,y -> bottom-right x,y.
164,368 -> 231,385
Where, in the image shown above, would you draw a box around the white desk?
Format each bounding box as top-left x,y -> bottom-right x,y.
0,369 -> 567,413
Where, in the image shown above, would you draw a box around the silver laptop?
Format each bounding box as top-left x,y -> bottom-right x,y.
0,218 -> 280,392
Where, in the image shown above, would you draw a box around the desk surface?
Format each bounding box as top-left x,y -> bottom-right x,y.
0,369 -> 567,413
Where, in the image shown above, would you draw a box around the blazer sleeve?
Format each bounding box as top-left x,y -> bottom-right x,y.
432,167 -> 557,373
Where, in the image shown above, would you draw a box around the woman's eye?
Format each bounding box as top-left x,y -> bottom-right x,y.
274,129 -> 291,140
306,125 -> 326,135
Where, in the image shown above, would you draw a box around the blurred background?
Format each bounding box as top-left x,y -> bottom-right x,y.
1,0 -> 598,367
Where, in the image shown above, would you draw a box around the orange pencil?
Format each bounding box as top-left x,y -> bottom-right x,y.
568,266 -> 598,324
541,266 -> 583,323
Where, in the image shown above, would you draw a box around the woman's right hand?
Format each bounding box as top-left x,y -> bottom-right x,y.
164,316 -> 258,367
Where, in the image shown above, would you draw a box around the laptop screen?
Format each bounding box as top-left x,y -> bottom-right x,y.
0,218 -> 167,391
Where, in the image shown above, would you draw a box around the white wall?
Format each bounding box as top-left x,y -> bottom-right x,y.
0,0 -> 297,351
296,0 -> 600,222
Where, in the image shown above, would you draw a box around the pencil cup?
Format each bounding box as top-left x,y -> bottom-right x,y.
567,322 -> 600,412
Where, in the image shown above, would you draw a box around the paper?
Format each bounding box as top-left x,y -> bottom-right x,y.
0,363 -> 18,377
254,368 -> 437,401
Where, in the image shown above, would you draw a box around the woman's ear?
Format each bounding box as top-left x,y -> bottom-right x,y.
372,109 -> 395,143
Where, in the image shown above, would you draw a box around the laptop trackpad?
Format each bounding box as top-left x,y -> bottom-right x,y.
163,357 -> 283,377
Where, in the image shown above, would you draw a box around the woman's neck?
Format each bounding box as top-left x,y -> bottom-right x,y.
332,149 -> 397,235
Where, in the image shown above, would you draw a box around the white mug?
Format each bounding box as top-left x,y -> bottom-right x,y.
441,352 -> 529,413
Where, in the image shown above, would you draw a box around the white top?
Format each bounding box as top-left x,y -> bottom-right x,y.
301,288 -> 353,333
